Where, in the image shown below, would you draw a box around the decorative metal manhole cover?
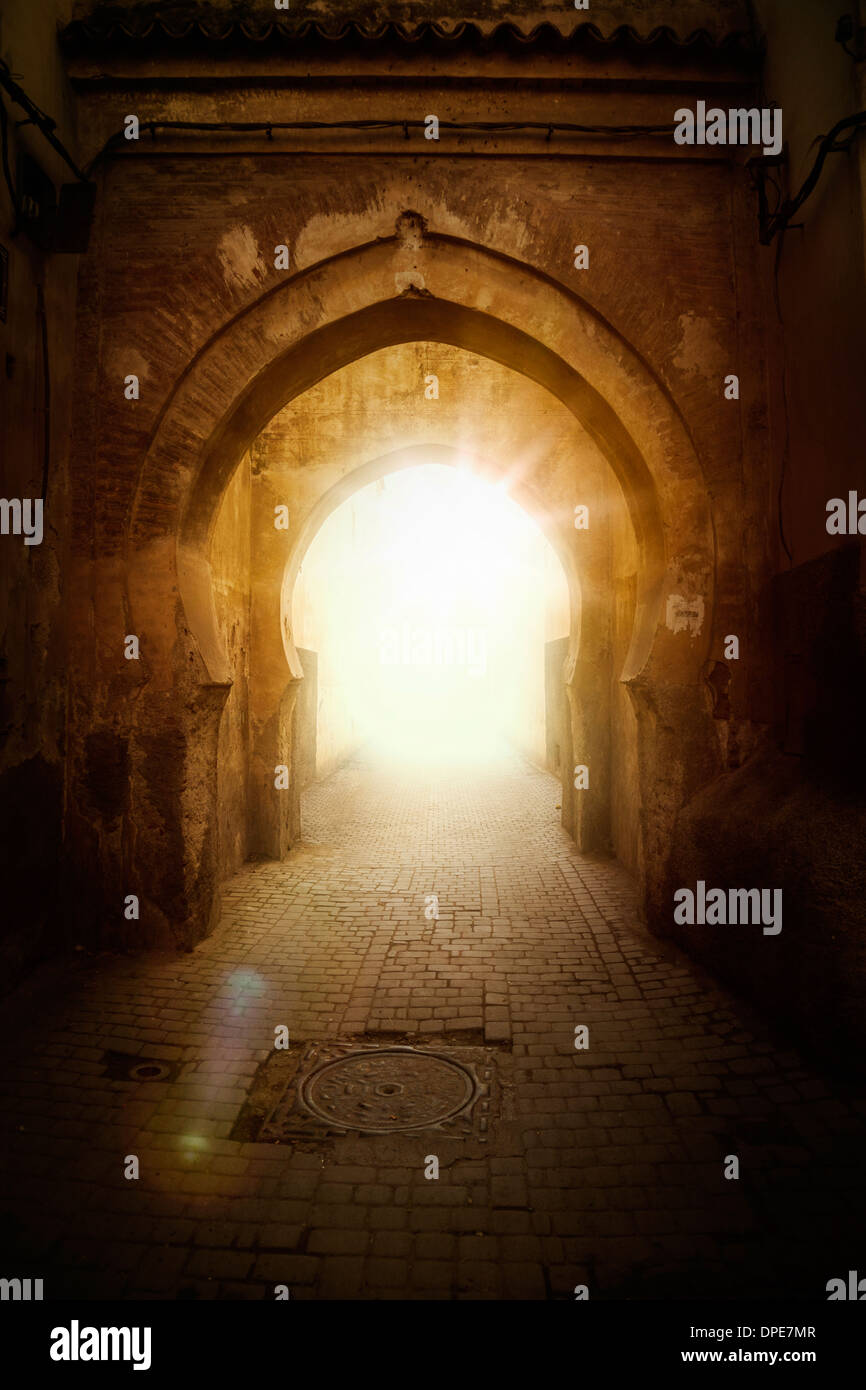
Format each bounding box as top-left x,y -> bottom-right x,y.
233,1040 -> 503,1144
301,1048 -> 477,1132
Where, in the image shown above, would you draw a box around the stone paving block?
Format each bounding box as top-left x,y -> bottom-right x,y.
410,1260 -> 454,1290
134,1247 -> 191,1291
502,1262 -> 548,1299
456,1260 -> 502,1297
251,1254 -> 320,1285
255,1225 -> 303,1250
318,1257 -> 367,1298
366,1258 -> 410,1288
185,1249 -> 255,1282
491,1175 -> 528,1208
371,1231 -> 413,1258
307,1228 -> 369,1255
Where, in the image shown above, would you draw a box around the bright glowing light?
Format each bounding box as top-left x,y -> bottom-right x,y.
222,967 -> 267,1018
179,1134 -> 209,1165
292,464 -> 569,769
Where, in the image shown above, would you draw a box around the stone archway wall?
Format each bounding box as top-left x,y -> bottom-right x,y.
168,254 -> 689,692
238,338 -> 643,875
127,233 -> 714,682
237,339 -> 642,877
109,227 -> 719,945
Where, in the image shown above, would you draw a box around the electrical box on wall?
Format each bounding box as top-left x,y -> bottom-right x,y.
16,149 -> 96,254
17,149 -> 56,250
54,180 -> 96,253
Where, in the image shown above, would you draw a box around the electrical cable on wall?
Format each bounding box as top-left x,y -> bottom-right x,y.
0,58 -> 87,184
83,117 -> 680,177
0,92 -> 21,224
773,228 -> 794,570
35,284 -> 51,507
761,109 -> 866,242
2,48 -> 864,247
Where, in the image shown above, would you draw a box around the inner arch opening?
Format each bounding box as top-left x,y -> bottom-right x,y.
291,462 -> 571,776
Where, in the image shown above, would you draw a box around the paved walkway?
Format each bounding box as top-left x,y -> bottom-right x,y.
1,751 -> 864,1300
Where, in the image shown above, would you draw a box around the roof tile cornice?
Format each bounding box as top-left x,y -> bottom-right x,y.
60,4 -> 761,56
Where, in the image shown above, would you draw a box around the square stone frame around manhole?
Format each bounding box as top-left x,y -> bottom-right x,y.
231,1039 -> 506,1145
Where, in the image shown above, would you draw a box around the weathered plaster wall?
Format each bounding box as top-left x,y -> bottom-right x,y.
753,0 -> 866,568
516,543 -> 571,771
211,450 -> 250,875
610,493 -> 640,876
665,1 -> 866,1065
670,543 -> 866,1068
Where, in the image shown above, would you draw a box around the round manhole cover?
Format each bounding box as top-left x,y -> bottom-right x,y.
300,1048 -> 477,1132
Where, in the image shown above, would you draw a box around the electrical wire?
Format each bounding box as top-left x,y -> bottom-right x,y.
83,117 -> 677,176
36,284 -> 51,506
0,58 -> 87,183
3,40 -> 865,248
0,91 -> 21,223
763,110 -> 866,241
772,228 -> 794,569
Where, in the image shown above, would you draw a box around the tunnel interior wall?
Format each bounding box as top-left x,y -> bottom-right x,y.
293,648 -> 318,791
610,498 -> 641,877
290,491 -> 365,781
544,637 -> 569,777
212,451 -> 252,878
506,540 -> 571,773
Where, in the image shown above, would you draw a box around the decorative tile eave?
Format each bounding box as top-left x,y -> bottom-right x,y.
59,12 -> 762,61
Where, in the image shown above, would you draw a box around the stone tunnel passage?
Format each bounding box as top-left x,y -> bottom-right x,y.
210,338 -> 644,893
0,750 -> 864,1301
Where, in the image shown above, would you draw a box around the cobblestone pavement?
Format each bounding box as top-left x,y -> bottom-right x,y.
1,750 -> 865,1300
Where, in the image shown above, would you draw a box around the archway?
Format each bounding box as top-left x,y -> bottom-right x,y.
125,224 -> 719,943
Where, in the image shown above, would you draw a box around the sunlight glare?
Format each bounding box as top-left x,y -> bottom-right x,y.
292,463 -> 569,769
